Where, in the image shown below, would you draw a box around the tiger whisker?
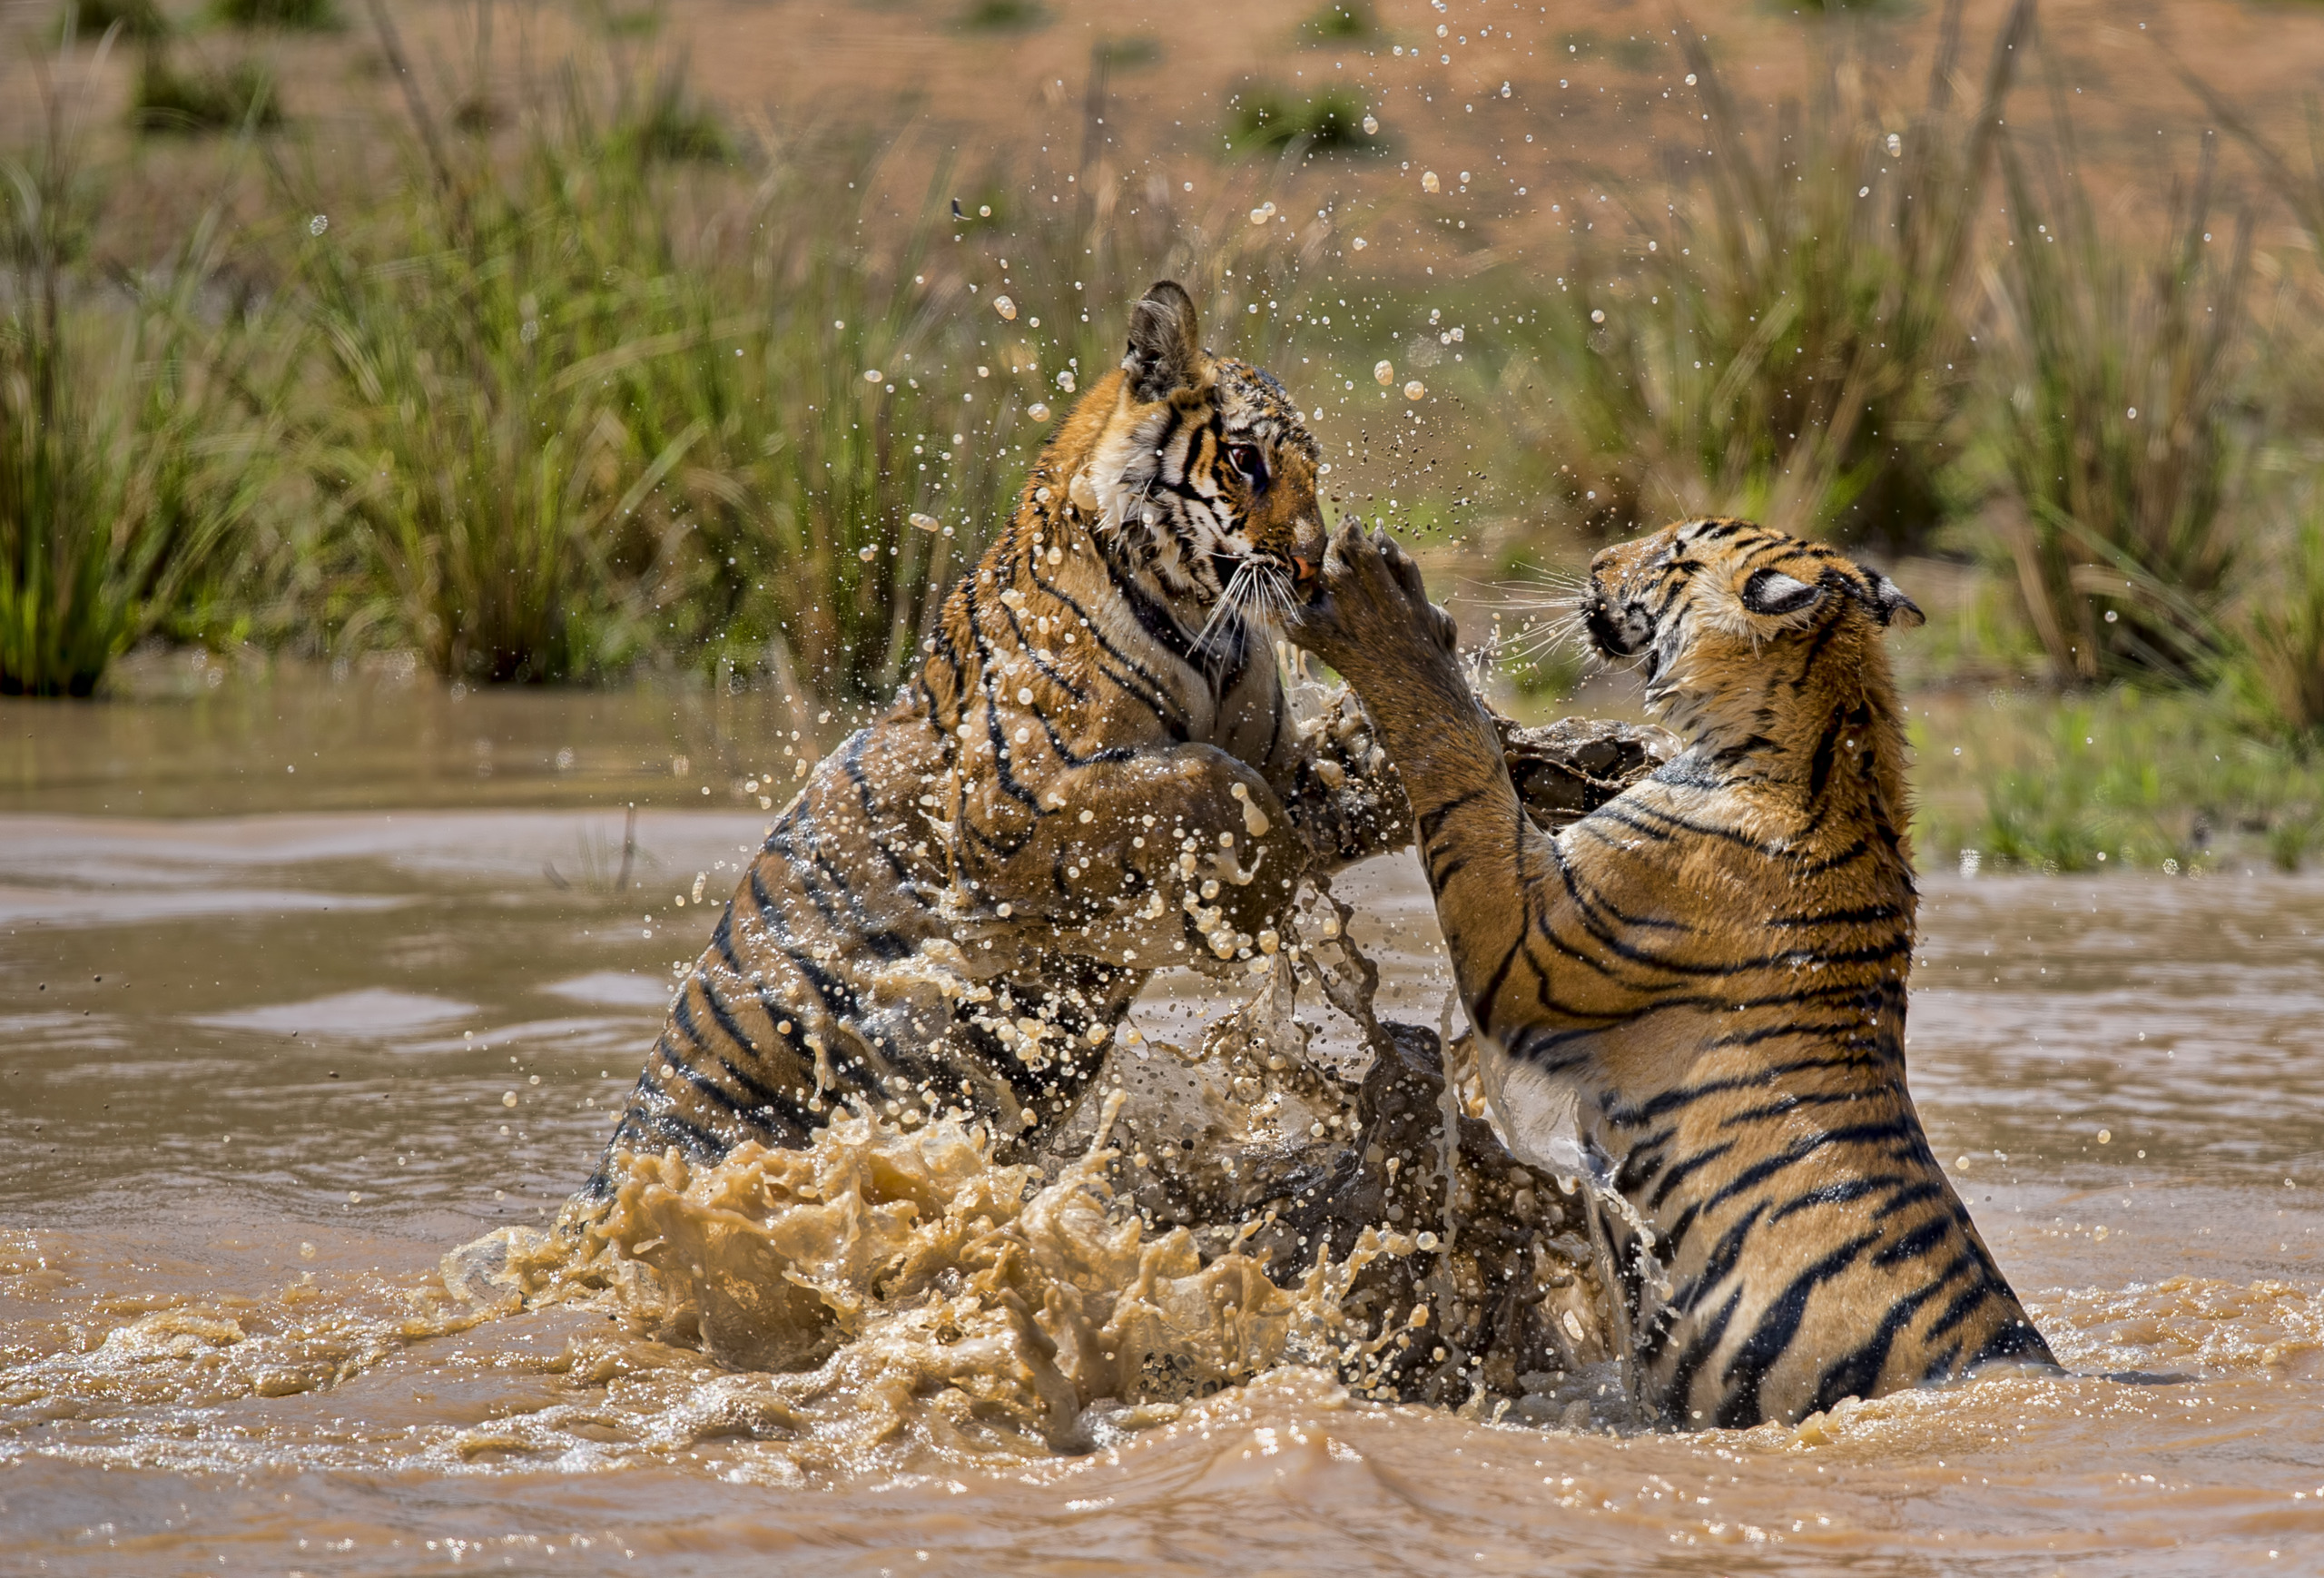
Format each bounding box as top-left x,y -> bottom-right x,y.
1194,559 -> 1257,659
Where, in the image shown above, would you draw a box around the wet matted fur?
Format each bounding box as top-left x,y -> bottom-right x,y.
589,282 -> 1403,1191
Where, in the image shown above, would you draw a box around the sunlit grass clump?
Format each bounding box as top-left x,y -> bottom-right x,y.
54,0 -> 170,42
1911,688 -> 2322,873
1300,2 -> 1374,42
1,111 -> 272,695
131,50 -> 280,134
1494,4 -> 2032,549
211,0 -> 334,29
1226,84 -> 1378,156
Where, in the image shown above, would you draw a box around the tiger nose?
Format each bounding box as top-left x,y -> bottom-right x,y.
1290,518 -> 1326,584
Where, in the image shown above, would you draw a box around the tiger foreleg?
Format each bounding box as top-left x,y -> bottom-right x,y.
944,742 -> 1311,976
1284,526 -> 1644,1158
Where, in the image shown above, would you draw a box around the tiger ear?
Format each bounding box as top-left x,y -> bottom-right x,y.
1869,573 -> 1925,629
1122,281 -> 1203,402
1740,567 -> 1823,617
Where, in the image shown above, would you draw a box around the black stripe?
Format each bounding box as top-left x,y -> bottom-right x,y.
1700,1119 -> 1918,1214
1605,1056 -> 1869,1128
1715,1228 -> 1883,1426
1807,1271 -> 1950,1415
1659,1286 -> 1744,1425
1649,1139 -> 1738,1209
839,731 -> 913,882
1026,557 -> 1188,734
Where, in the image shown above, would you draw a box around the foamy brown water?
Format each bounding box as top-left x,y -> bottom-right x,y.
5,793 -> 2324,1573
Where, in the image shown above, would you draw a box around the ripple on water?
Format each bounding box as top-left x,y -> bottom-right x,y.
5,825 -> 2324,1572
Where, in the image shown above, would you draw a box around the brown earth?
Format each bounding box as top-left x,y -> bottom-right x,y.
8,0 -> 2322,267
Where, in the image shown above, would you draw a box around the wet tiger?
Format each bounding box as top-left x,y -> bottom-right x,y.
588,281 -> 1403,1194
1285,517 -> 2055,1427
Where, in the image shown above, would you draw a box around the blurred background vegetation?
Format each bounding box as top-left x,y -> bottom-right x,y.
1,0 -> 2319,871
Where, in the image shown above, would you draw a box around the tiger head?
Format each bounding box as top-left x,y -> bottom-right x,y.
1584,517 -> 1925,735
1054,281 -> 1326,643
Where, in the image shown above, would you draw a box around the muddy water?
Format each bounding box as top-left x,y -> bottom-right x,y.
5,677 -> 2324,1574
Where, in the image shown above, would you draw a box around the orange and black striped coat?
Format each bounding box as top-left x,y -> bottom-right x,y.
1287,517 -> 2054,1427
589,283 -> 1403,1192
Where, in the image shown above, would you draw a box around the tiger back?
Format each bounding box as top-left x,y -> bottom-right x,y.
1287,516 -> 2054,1428
589,282 -> 1404,1192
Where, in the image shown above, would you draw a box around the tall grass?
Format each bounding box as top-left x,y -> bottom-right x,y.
2169,54 -> 2324,740
281,32 -> 1326,699
2230,491 -> 2324,739
1,55 -> 269,695
1977,114 -> 2251,685
1492,0 -> 2032,547
292,83 -> 735,684
1911,687 -> 2320,873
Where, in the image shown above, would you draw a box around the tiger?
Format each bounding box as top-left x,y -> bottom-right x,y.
1284,516 -> 2056,1428
587,281 -> 1406,1195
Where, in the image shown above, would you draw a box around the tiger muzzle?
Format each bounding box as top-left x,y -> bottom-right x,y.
1585,597 -> 1649,658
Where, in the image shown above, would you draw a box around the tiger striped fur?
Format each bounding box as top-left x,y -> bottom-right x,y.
589,281 -> 1404,1194
1285,517 -> 2055,1427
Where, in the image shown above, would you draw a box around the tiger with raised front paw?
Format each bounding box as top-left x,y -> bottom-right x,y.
1285,517 -> 2054,1427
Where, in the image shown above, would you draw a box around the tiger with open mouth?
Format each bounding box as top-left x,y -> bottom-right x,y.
588,281 -> 1404,1192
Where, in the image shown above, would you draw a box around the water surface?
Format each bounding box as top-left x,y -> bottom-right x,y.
4,678 -> 2323,1574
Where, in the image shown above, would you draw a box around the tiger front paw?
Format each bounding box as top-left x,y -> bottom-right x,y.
1284,523 -> 1458,681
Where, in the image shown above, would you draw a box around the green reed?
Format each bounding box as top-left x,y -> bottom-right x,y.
2227,489 -> 2324,741
1975,104 -> 2251,687
0,54 -> 271,695
1911,687 -> 2321,873
1489,0 -> 2031,548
